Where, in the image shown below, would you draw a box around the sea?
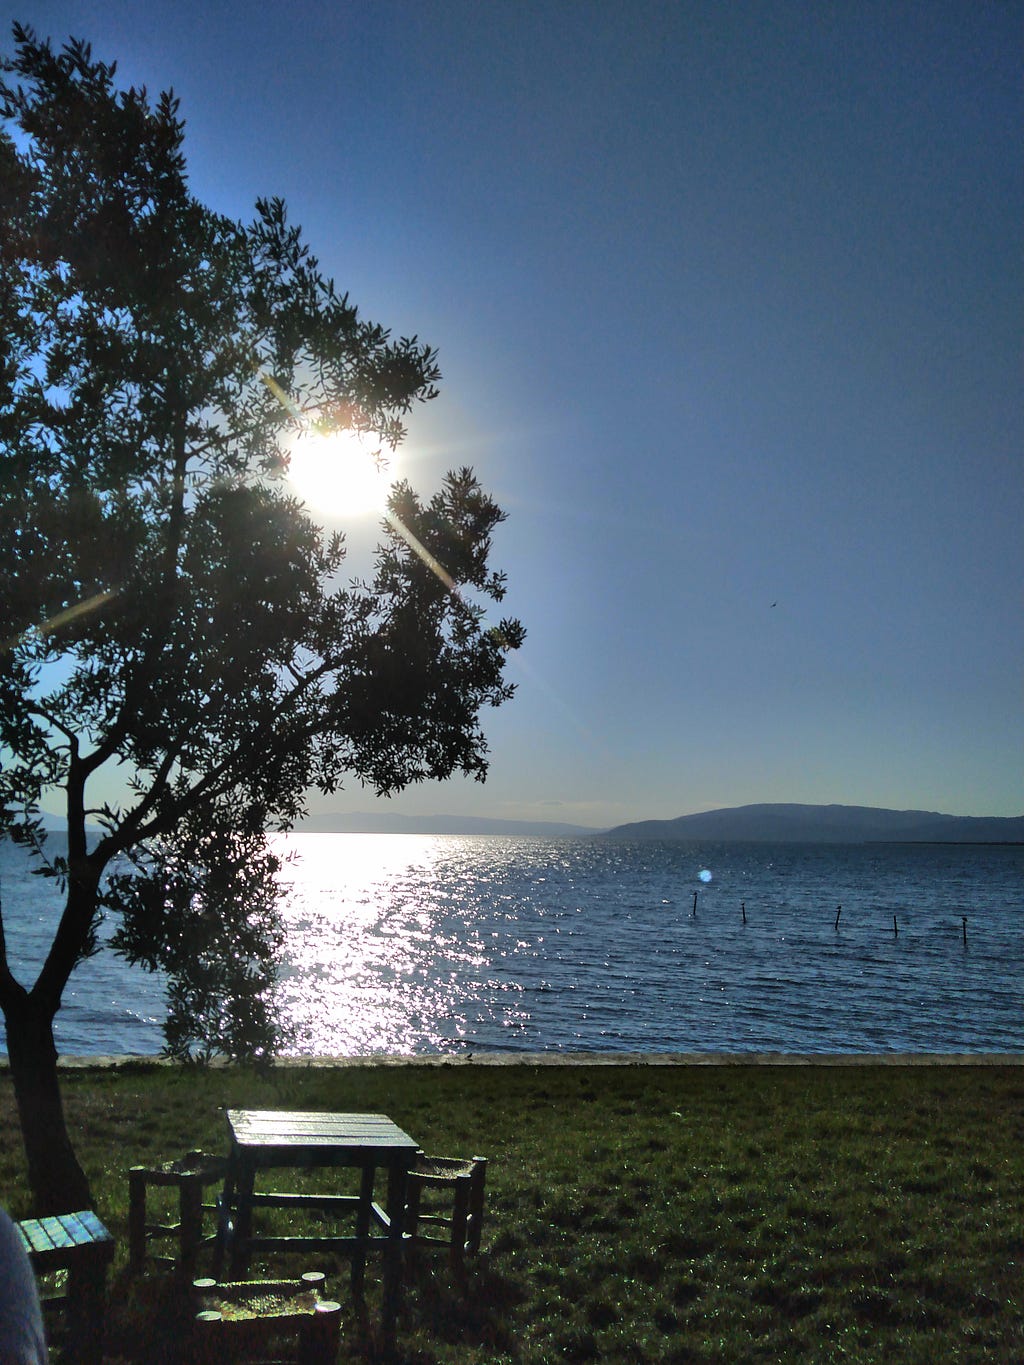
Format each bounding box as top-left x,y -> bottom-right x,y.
0,834 -> 1021,1058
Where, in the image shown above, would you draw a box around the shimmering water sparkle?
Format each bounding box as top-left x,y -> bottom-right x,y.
1,835 -> 1020,1056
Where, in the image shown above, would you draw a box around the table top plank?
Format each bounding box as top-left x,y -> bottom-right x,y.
226,1109 -> 418,1154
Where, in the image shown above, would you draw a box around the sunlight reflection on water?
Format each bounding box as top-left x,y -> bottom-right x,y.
272,834 -> 504,1054
3,833 -> 1020,1056
268,833 -> 1024,1057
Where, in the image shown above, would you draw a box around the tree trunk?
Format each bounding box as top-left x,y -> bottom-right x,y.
3,992 -> 93,1213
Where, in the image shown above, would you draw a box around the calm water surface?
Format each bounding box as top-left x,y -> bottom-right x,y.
0,835 -> 1020,1056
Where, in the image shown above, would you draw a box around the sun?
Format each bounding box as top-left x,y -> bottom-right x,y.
287,429 -> 392,517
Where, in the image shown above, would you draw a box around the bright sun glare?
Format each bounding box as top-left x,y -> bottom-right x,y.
287,430 -> 392,517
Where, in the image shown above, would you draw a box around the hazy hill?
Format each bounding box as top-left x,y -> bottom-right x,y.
295,811 -> 598,837
33,803 -> 1022,843
600,803 -> 1024,843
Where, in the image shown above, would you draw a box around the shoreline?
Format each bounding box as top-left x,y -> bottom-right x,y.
2,1050 -> 1019,1069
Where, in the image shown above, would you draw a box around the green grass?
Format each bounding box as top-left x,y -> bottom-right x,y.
1,1062 -> 1021,1362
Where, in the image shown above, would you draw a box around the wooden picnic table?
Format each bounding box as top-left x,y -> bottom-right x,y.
216,1110 -> 419,1344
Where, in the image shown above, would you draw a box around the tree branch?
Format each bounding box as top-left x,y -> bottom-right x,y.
25,704 -> 79,750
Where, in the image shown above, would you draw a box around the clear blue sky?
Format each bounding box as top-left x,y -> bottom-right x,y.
6,2 -> 1021,828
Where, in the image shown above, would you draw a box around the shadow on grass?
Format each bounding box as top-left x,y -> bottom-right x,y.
102,1269 -> 193,1364
404,1254 -> 526,1355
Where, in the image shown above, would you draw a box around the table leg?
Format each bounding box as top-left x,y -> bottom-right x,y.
230,1161 -> 256,1278
128,1168 -> 147,1271
174,1173 -> 197,1280
381,1163 -> 410,1345
351,1164 -> 375,1298
213,1160 -> 236,1278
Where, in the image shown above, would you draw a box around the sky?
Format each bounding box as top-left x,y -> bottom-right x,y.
4,2 -> 1022,829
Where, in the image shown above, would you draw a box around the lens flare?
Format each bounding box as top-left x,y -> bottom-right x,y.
288,429 -> 390,516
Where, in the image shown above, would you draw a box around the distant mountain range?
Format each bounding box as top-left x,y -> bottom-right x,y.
295,811 -> 597,837
599,803 -> 1024,843
32,801 -> 1023,843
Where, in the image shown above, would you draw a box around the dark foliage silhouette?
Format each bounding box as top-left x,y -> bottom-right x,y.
0,25 -> 522,1210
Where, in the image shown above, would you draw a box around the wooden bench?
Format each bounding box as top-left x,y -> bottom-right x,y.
15,1210 -> 115,1365
192,1271 -> 342,1365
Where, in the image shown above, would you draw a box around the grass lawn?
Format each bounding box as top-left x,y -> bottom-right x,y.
0,1061 -> 1020,1362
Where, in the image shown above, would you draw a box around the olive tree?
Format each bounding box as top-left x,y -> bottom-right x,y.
0,25 -> 522,1211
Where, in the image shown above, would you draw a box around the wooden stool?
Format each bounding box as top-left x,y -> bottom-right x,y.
129,1150 -> 227,1279
192,1271 -> 342,1365
15,1210 -> 115,1365
405,1153 -> 487,1276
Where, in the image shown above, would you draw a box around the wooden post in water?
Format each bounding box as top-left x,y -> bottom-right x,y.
962,916 -> 968,946
834,905 -> 842,930
893,914 -> 898,938
692,890 -> 697,917
741,901 -> 746,924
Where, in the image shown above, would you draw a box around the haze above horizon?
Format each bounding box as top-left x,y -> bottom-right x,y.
9,1 -> 1021,829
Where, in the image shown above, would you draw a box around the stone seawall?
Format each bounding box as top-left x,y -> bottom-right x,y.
0,1051 -> 1019,1070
